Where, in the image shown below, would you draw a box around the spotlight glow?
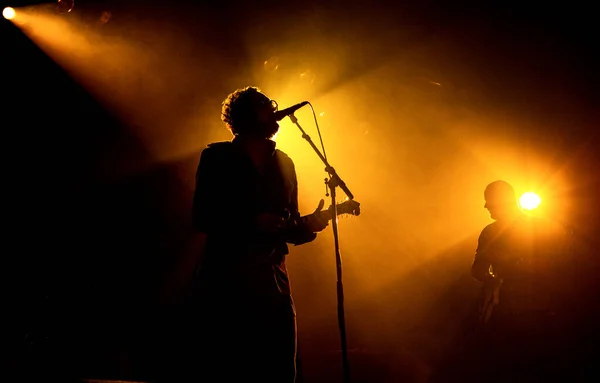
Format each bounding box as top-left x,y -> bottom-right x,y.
519,192 -> 542,210
3,7 -> 15,20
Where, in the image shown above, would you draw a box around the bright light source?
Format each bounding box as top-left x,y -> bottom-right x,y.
3,7 -> 15,20
519,192 -> 542,210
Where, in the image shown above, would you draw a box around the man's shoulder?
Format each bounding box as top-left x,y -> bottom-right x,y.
206,140 -> 234,150
274,149 -> 295,166
196,141 -> 239,170
478,221 -> 503,243
200,141 -> 235,158
481,221 -> 500,234
274,149 -> 297,180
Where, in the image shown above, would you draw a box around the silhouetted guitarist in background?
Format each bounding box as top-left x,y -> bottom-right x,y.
470,180 -> 572,382
185,86 -> 345,382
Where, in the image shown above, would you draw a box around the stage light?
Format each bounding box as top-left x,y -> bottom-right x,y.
519,192 -> 541,210
3,7 -> 15,20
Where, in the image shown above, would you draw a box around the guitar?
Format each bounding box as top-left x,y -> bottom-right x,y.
478,276 -> 503,326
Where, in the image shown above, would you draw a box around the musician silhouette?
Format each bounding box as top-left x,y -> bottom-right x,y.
428,180 -> 574,382
470,180 -> 572,382
187,86 -> 329,382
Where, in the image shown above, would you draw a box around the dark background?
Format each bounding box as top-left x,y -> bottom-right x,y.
2,1 -> 599,382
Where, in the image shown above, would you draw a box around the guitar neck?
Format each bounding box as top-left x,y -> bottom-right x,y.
320,203 -> 354,221
295,199 -> 360,224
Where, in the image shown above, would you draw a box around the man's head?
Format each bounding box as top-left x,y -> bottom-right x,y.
221,86 -> 280,139
484,180 -> 520,221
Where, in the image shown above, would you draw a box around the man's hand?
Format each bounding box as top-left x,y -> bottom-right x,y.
304,199 -> 329,233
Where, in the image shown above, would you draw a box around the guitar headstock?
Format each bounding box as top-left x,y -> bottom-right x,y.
329,199 -> 361,217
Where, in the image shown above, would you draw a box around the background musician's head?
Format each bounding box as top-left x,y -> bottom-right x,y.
484,180 -> 521,222
221,86 -> 280,140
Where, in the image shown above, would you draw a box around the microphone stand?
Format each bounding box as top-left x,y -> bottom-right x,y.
288,113 -> 353,383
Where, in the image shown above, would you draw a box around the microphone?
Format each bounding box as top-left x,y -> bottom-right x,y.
274,101 -> 309,121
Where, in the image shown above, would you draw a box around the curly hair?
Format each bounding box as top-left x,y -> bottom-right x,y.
221,86 -> 264,136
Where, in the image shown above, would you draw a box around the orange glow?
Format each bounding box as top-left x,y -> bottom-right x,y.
7,4 -> 226,168
260,58 -> 572,303
9,4 -> 579,344
3,7 -> 15,20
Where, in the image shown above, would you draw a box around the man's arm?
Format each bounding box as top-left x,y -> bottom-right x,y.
284,169 -> 318,245
277,157 -> 327,245
472,228 -> 496,283
192,148 -> 216,234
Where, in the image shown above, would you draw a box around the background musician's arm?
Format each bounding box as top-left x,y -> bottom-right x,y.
472,228 -> 496,284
